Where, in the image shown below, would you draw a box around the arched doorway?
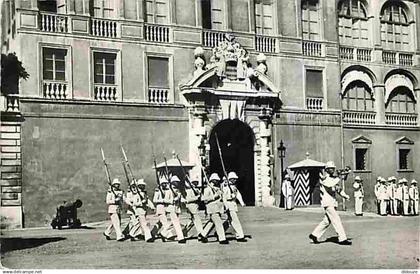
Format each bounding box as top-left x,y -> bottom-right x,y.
209,119 -> 255,206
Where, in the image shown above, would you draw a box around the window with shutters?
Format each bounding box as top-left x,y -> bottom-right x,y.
145,0 -> 169,24
305,69 -> 324,110
355,148 -> 368,171
352,136 -> 372,172
380,2 -> 410,51
395,137 -> 414,172
94,52 -> 116,84
42,48 -> 67,81
338,0 -> 369,46
92,0 -> 116,18
301,0 -> 321,41
202,0 -> 225,30
386,87 -> 416,114
399,148 -> 410,170
255,0 -> 274,35
147,56 -> 171,103
342,81 -> 374,111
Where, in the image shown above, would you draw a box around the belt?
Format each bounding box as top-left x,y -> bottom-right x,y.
187,200 -> 199,204
226,198 -> 236,202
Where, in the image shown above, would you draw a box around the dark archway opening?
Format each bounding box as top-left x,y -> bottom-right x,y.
209,119 -> 255,206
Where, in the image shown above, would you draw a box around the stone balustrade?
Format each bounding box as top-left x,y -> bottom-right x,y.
1,95 -> 20,113
144,24 -> 170,43
399,53 -> 413,66
306,97 -> 323,110
356,48 -> 371,62
302,41 -> 323,57
39,12 -> 69,33
385,113 -> 418,127
94,84 -> 118,101
255,35 -> 276,53
42,81 -> 68,99
148,87 -> 170,104
339,47 -> 371,62
203,30 -> 226,48
339,46 -> 354,60
91,18 -> 118,38
382,51 -> 396,64
343,111 -> 376,125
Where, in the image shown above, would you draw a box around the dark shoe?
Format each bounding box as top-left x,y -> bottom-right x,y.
237,237 -> 247,242
178,239 -> 187,244
309,234 -> 319,244
200,237 -> 208,243
219,240 -> 229,245
103,233 -> 111,240
338,239 -> 352,246
146,238 -> 155,243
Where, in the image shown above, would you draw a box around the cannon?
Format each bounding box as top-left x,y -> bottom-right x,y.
51,199 -> 83,229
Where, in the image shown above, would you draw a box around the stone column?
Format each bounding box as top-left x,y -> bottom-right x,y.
259,111 -> 275,207
374,85 -> 386,125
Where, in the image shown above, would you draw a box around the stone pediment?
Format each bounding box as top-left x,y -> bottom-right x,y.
395,136 -> 414,145
351,135 -> 372,144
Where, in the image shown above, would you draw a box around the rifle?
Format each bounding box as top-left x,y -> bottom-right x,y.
214,133 -> 234,194
120,145 -> 142,196
101,148 -> 116,197
176,154 -> 199,196
163,154 -> 175,195
152,146 -> 164,197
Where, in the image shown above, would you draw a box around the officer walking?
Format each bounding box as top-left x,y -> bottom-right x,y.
165,176 -> 186,244
152,177 -> 173,241
409,180 -> 419,215
181,174 -> 207,242
309,161 -> 352,245
103,178 -> 125,241
123,181 -> 141,239
282,174 -> 294,210
202,173 -> 228,244
222,172 -> 247,242
374,177 -> 382,214
352,176 -> 364,216
402,178 -> 410,216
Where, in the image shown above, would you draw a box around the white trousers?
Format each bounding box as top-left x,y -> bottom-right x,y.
104,213 -> 124,240
184,213 -> 204,236
403,200 -> 410,215
203,213 -> 226,242
284,196 -> 293,210
130,214 -> 152,240
312,206 -> 347,242
411,200 -> 419,215
379,200 -> 388,215
390,199 -> 398,215
169,212 -> 184,241
227,210 -> 244,239
354,197 -> 363,215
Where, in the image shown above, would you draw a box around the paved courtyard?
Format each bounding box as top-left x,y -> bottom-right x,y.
1,207 -> 419,269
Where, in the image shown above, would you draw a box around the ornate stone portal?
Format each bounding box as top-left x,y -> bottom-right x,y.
180,35 -> 282,206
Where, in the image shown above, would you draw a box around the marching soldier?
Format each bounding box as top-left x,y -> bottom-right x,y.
222,172 -> 247,242
103,178 -> 125,241
402,178 -> 410,216
387,177 -> 398,215
202,173 -> 228,244
165,176 -> 186,244
282,174 -> 294,210
409,180 -> 419,215
152,177 -> 173,241
309,161 -> 352,245
123,181 -> 142,239
374,177 -> 382,215
352,176 -> 364,216
378,178 -> 388,216
129,179 -> 154,242
181,174 -> 207,242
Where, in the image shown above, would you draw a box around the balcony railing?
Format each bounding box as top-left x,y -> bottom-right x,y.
302,41 -> 323,57
42,80 -> 69,99
399,53 -> 413,66
1,94 -> 20,113
343,111 -> 376,125
144,24 -> 170,43
339,47 -> 372,62
382,51 -> 397,64
91,18 -> 118,38
39,12 -> 69,33
94,84 -> 118,101
306,97 -> 323,110
385,113 -> 418,127
148,87 -> 170,104
203,30 -> 225,48
255,35 -> 276,53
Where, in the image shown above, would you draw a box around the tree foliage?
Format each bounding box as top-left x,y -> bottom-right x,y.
1,52 -> 29,95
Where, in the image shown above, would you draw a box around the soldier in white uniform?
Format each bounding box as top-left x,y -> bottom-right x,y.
409,180 -> 418,215
123,182 -> 141,239
282,174 -> 294,210
103,178 -> 125,241
374,177 -> 382,215
181,175 -> 207,242
387,177 -> 398,215
222,172 -> 247,242
165,176 -> 186,244
352,176 -> 364,216
202,173 -> 228,244
402,178 -> 410,216
396,179 -> 403,215
152,177 -> 173,241
378,178 -> 389,216
309,161 -> 352,245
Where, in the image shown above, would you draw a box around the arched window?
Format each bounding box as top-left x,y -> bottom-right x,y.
301,0 -> 320,40
338,0 -> 369,46
342,81 -> 374,111
386,88 -> 416,113
380,2 -> 410,51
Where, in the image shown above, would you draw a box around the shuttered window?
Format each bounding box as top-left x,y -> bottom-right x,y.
343,81 -> 374,111
201,0 -> 224,30
146,0 -> 169,24
305,69 -> 323,97
302,0 -> 320,40
93,0 -> 116,18
338,0 -> 369,46
255,0 -> 274,35
386,88 -> 416,114
148,57 -> 169,88
380,3 -> 410,51
94,52 -> 116,84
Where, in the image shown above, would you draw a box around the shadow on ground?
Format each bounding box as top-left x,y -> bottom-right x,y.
0,237 -> 66,253
53,225 -> 95,230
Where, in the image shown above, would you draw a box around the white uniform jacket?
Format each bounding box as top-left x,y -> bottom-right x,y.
106,189 -> 123,214
153,188 -> 166,215
202,184 -> 224,214
409,186 -> 419,201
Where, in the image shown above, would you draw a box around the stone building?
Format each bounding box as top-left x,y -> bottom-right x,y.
1,0 -> 419,228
